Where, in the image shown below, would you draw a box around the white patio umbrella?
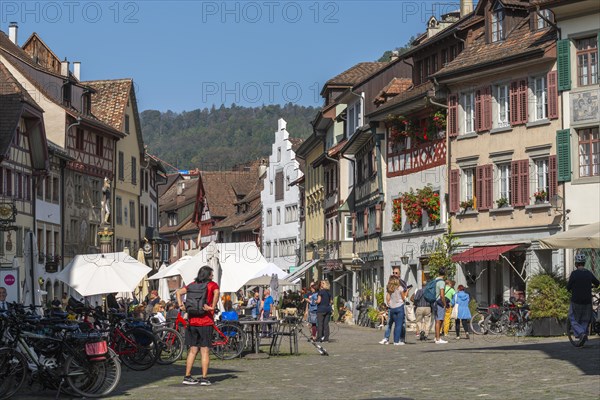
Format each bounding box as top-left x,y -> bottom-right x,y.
22,231 -> 43,309
149,256 -> 192,281
245,275 -> 294,286
157,264 -> 171,302
270,273 -> 280,303
55,252 -> 152,297
539,222 -> 600,249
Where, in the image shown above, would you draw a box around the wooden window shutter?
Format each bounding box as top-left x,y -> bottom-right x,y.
476,166 -> 485,210
548,155 -> 558,200
519,159 -> 530,206
556,129 -> 571,182
483,86 -> 492,130
485,164 -> 494,210
475,89 -> 483,132
547,70 -> 558,119
518,79 -> 528,124
363,208 -> 368,234
511,160 -> 520,206
510,81 -> 519,125
447,95 -> 458,137
557,39 -> 571,91
352,212 -> 356,238
450,169 -> 460,213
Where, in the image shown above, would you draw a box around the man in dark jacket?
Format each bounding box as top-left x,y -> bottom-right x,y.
567,253 -> 600,346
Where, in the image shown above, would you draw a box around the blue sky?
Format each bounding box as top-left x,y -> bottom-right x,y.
1,1 -> 462,112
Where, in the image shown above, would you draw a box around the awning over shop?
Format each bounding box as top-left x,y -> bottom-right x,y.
287,259 -> 319,283
452,244 -> 521,263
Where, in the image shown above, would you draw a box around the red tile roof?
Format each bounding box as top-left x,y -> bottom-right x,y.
435,21 -> 556,78
200,170 -> 258,218
374,78 -> 413,105
84,79 -> 132,131
326,62 -> 389,86
368,82 -> 434,116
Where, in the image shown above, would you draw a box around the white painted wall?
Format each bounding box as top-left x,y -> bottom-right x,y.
261,119 -> 302,272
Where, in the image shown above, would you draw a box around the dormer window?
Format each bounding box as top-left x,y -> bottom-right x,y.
491,3 -> 505,42
536,9 -> 553,30
62,82 -> 72,106
83,93 -> 91,115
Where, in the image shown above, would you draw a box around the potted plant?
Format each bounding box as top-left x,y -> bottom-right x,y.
460,199 -> 474,212
418,186 -> 440,224
526,272 -> 570,336
496,197 -> 509,208
400,190 -> 422,228
533,191 -> 547,204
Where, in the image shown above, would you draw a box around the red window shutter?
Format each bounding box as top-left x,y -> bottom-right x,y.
375,204 -> 381,233
448,95 -> 458,137
510,81 -> 519,126
475,89 -> 483,132
518,79 -> 528,124
547,70 -> 558,119
484,86 -> 492,131
363,208 -> 368,234
352,212 -> 356,238
549,155 -> 558,200
485,164 -> 494,210
450,169 -> 460,213
511,160 -> 520,206
476,166 -> 485,210
519,159 -> 530,206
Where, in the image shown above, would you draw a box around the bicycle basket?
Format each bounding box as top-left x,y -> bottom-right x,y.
85,339 -> 108,361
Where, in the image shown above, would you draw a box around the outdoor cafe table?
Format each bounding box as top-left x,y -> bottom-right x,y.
238,319 -> 280,356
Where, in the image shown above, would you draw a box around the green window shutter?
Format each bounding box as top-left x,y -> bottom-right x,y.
556,129 -> 571,182
557,39 -> 571,91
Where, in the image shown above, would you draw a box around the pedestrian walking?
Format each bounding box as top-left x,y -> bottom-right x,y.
567,253 -> 600,346
379,275 -> 408,346
443,280 -> 456,337
433,269 -> 447,344
304,282 -> 318,341
316,280 -> 332,342
379,266 -> 408,344
176,265 -> 219,386
412,281 -> 432,341
452,285 -> 471,339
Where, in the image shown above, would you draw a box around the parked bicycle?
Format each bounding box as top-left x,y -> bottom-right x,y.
0,303 -> 121,399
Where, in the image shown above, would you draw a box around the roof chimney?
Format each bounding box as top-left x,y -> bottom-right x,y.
73,61 -> 81,80
390,50 -> 399,62
8,22 -> 18,45
61,58 -> 70,77
460,0 -> 473,17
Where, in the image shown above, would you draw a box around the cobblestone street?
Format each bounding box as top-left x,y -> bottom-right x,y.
14,323 -> 600,400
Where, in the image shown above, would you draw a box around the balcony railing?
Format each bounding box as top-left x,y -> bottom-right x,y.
387,139 -> 446,177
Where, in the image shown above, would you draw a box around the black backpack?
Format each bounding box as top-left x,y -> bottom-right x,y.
185,282 -> 209,317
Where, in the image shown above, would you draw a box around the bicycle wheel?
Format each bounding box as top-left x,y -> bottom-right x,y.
211,323 -> 246,360
503,311 -> 520,336
65,348 -> 121,398
566,319 -> 582,347
483,314 -> 505,335
155,328 -> 184,365
470,312 -> 487,335
116,328 -> 159,371
0,347 -> 27,399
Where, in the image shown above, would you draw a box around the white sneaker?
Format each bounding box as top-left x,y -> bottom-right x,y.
393,342 -> 405,346
379,338 -> 389,345
435,339 -> 448,344
455,336 -> 461,340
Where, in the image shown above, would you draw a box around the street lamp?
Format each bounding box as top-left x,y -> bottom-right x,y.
401,250 -> 413,265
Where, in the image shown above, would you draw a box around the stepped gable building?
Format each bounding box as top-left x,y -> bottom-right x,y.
261,119 -> 303,272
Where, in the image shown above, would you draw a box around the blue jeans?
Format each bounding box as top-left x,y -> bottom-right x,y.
385,306 -> 405,343
569,303 -> 592,338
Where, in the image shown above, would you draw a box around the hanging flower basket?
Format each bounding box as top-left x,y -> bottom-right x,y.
392,198 -> 402,231
400,191 -> 422,227
418,186 -> 440,224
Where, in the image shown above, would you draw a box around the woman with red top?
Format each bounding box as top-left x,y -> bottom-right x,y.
176,265 -> 219,386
